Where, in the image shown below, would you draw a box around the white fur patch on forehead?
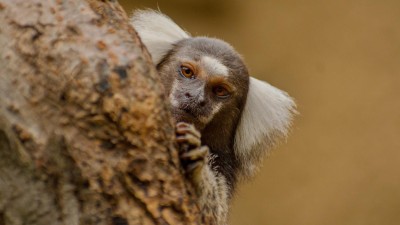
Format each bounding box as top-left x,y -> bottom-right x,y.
234,77 -> 296,178
130,10 -> 190,65
201,56 -> 229,76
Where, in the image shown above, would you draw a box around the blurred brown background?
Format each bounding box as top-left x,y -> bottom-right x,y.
120,0 -> 400,224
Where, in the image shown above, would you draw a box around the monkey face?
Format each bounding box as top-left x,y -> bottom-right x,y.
157,37 -> 249,132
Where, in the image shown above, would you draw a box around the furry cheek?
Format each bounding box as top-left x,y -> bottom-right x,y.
168,81 -> 180,108
198,102 -> 222,124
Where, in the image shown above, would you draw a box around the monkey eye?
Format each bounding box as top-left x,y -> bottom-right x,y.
213,85 -> 230,99
179,65 -> 195,79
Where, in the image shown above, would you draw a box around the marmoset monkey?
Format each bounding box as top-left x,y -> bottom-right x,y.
131,10 -> 296,225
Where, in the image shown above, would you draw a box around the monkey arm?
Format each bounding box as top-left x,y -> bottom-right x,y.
196,161 -> 229,225
176,122 -> 229,225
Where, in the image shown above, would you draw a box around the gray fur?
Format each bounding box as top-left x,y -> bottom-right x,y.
131,10 -> 296,225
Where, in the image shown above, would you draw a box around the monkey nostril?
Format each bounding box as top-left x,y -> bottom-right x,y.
185,93 -> 191,98
199,101 -> 206,107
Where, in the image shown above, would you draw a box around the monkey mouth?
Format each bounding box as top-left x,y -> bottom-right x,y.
172,108 -> 196,122
172,108 -> 205,130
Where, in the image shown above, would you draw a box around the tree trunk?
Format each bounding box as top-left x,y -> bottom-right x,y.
0,0 -> 203,224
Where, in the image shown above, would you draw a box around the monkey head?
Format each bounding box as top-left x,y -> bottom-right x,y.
131,10 -> 296,179
156,37 -> 249,132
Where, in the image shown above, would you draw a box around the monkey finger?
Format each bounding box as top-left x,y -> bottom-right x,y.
176,121 -> 190,127
180,146 -> 209,161
176,134 -> 201,147
176,127 -> 201,139
185,160 -> 204,175
176,122 -> 192,130
176,122 -> 201,138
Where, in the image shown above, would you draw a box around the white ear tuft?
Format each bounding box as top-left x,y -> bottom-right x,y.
234,77 -> 296,178
130,10 -> 191,65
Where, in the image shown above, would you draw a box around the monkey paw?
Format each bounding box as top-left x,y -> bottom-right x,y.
176,122 -> 209,175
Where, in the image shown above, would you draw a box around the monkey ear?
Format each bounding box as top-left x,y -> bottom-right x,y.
234,77 -> 296,178
130,10 -> 191,65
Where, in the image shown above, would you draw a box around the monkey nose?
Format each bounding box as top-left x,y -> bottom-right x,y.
184,92 -> 205,107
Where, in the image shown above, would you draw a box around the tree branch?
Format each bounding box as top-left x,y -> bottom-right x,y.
0,0 -> 203,224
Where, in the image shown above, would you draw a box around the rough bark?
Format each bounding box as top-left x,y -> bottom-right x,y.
0,0 -> 203,224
